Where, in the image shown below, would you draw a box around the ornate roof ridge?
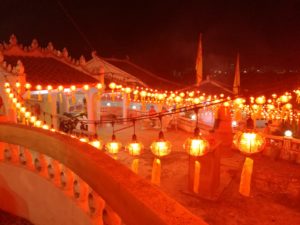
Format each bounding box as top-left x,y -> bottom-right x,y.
0,34 -> 91,72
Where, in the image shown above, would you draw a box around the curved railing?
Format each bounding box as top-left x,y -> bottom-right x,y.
0,122 -> 207,225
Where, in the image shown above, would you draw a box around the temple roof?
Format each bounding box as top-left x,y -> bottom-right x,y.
103,58 -> 182,90
3,56 -> 98,86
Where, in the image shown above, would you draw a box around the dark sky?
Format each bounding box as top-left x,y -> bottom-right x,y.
1,0 -> 300,79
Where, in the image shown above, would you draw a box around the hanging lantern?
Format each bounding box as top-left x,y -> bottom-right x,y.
106,134 -> 122,159
126,134 -> 144,174
34,120 -> 42,128
233,130 -> 265,197
89,134 -> 103,150
16,82 -> 21,94
58,85 -> 64,102
47,85 -> 53,102
109,82 -> 116,101
255,96 -> 266,105
25,83 -> 31,99
150,131 -> 171,185
36,85 -> 42,101
233,131 -> 265,155
70,85 -> 76,104
184,131 -> 210,157
126,135 -> 143,156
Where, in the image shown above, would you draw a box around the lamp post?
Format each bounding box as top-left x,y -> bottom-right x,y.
184,127 -> 209,194
126,120 -> 143,174
233,129 -> 265,196
150,121 -> 171,186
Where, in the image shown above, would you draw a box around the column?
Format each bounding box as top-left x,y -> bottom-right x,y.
51,93 -> 58,129
86,88 -> 97,133
122,94 -> 128,122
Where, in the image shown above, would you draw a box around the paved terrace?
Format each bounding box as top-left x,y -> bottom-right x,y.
97,122 -> 300,225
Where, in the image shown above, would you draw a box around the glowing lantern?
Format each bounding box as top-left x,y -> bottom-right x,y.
193,98 -> 200,104
109,82 -> 116,101
83,84 -> 89,91
233,131 -> 265,155
9,93 -> 14,99
255,96 -> 266,105
284,103 -> 292,110
24,112 -> 31,118
267,104 -> 275,110
47,85 -> 53,102
4,82 -> 9,88
184,127 -> 210,193
36,85 -> 42,101
79,137 -> 88,143
89,135 -> 103,149
188,92 -> 194,98
89,139 -> 103,149
5,87 -> 11,93
179,92 -> 185,98
234,98 -> 244,105
16,103 -> 21,109
150,131 -> 171,185
106,135 -> 122,159
30,116 -> 37,124
42,124 -> 49,130
20,107 -> 26,113
126,134 -> 144,174
34,120 -> 42,127
184,135 -> 209,157
15,82 -> 21,93
58,85 -> 64,92
284,130 -> 293,138
96,83 -> 103,90
233,131 -> 265,197
280,95 -> 289,103
25,83 -> 31,99
70,85 -> 76,104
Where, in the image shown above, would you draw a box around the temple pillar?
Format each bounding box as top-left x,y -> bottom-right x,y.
86,88 -> 97,133
122,94 -> 128,122
51,93 -> 58,129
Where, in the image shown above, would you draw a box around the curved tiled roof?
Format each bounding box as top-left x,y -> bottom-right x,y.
104,58 -> 183,90
4,56 -> 98,86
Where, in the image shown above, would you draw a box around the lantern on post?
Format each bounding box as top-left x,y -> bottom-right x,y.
47,85 -> 53,102
57,85 -> 64,102
36,85 -> 42,101
126,120 -> 143,174
70,85 -> 76,104
25,83 -> 31,99
184,108 -> 210,194
233,128 -> 265,197
150,117 -> 171,185
105,122 -> 122,159
89,134 -> 103,150
109,82 -> 116,101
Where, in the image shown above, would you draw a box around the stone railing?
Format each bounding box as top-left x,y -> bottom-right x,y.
262,134 -> 300,163
0,122 -> 207,225
0,143 -> 112,225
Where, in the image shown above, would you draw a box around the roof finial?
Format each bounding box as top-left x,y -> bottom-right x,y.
79,55 -> 86,65
9,34 -> 18,46
16,60 -> 25,75
91,50 -> 97,58
31,39 -> 39,50
62,47 -> 69,58
47,42 -> 54,51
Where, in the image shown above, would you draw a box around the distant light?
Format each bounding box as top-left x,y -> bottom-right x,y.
232,121 -> 238,127
191,114 -> 196,121
132,105 -> 137,110
284,130 -> 293,138
106,102 -> 111,107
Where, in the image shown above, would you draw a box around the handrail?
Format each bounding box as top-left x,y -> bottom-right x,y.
0,122 -> 207,225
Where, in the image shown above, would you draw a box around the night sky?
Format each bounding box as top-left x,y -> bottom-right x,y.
1,0 -> 300,80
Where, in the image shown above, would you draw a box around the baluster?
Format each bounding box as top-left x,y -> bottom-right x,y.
60,165 -> 74,196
